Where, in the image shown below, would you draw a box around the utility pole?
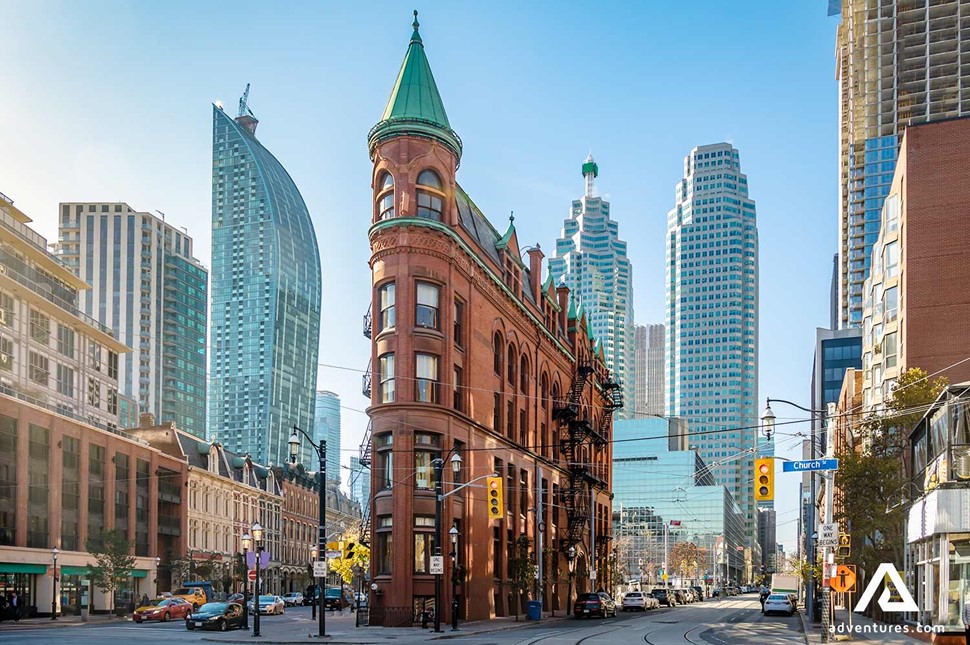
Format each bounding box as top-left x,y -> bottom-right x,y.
663,522 -> 668,586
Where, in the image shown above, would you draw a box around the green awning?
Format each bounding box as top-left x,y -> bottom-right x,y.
60,566 -> 91,576
131,569 -> 147,578
0,563 -> 47,574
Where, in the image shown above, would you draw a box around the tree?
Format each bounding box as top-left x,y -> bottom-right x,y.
86,529 -> 136,616
328,530 -> 371,588
542,546 -> 563,616
507,536 -> 537,621
668,542 -> 707,584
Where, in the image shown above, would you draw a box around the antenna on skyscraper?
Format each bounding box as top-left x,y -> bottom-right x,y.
238,83 -> 253,118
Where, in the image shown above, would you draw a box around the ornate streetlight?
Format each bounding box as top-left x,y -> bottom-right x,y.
289,426 -> 327,638
241,532 -> 251,631
251,523 -> 263,637
449,525 -> 459,631
566,546 -> 577,616
51,547 -> 59,620
431,449 -> 462,633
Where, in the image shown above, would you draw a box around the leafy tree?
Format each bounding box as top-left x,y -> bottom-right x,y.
507,536 -> 537,621
329,531 -> 371,585
541,547 -> 563,616
668,542 -> 707,584
86,529 -> 136,616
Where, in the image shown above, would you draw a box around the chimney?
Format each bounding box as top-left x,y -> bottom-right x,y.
139,412 -> 156,429
527,244 -> 544,301
556,282 -> 569,333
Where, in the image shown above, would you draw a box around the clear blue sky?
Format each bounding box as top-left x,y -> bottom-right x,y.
1,0 -> 839,555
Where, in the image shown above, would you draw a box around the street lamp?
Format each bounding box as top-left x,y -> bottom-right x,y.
242,532 -> 252,631
310,546 -> 318,620
566,545 -> 577,617
761,397 -> 826,625
252,522 -> 263,638
289,426 -> 327,639
154,556 -> 160,598
51,547 -> 58,620
449,525 -> 460,631
431,447 -> 462,633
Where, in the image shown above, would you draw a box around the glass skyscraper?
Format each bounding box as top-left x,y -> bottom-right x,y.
634,323 -> 664,417
665,142 -> 760,547
57,203 -> 208,437
549,155 -> 634,417
612,419 -> 746,586
834,0 -> 970,328
314,390 -> 341,484
209,96 -> 321,466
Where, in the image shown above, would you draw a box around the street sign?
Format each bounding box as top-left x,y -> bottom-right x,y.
326,550 -> 342,560
782,458 -> 839,473
590,570 -> 597,581
248,569 -> 257,582
429,556 -> 444,575
313,561 -> 327,578
819,522 -> 839,547
662,573 -> 668,581
830,564 -> 856,592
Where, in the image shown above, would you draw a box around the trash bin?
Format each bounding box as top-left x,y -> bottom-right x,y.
526,601 -> 542,621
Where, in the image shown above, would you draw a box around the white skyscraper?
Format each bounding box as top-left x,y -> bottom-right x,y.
665,143 -> 760,545
549,155 -> 634,416
634,324 -> 665,417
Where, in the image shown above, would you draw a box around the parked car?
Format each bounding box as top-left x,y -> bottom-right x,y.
692,585 -> 705,601
762,593 -> 795,617
249,595 -> 285,615
650,588 -> 676,607
170,585 -> 209,610
324,587 -> 348,610
573,592 -> 616,618
133,597 -> 193,623
672,589 -> 689,604
621,591 -> 658,611
186,602 -> 246,631
282,592 -> 304,607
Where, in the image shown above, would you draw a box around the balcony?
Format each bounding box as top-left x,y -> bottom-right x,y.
363,304 -> 372,339
158,514 -> 181,536
159,480 -> 182,504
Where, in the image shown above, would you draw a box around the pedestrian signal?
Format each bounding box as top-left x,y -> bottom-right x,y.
486,476 -> 504,519
754,458 -> 774,501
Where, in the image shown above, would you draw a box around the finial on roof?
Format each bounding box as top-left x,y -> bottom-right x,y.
411,10 -> 422,43
510,211 -> 515,224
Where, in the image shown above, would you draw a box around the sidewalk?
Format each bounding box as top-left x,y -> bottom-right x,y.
0,613 -> 123,630
798,607 -> 926,644
201,609 -> 572,644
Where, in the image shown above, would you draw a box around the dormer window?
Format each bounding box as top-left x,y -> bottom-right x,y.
416,170 -> 443,221
377,173 -> 395,220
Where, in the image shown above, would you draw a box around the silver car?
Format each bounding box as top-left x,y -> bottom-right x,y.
282,592 -> 303,607
249,595 -> 285,615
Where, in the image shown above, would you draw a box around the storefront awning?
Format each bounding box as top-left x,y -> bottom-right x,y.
132,569 -> 147,578
60,566 -> 91,576
0,563 -> 47,574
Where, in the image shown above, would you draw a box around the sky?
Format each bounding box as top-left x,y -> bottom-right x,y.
1,0 -> 840,555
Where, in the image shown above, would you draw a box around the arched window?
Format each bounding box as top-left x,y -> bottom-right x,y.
507,344 -> 516,384
552,382 -> 561,410
377,172 -> 394,220
493,333 -> 503,375
416,170 -> 443,220
519,355 -> 529,393
540,374 -> 549,410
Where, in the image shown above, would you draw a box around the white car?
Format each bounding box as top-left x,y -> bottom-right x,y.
282,592 -> 303,607
762,593 -> 795,616
249,595 -> 285,615
621,591 -> 657,611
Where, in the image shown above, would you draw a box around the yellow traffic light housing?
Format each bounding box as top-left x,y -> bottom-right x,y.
755,457 -> 774,501
486,476 -> 504,519
343,541 -> 355,560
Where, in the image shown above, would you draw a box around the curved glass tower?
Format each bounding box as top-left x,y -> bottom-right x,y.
209,99 -> 321,466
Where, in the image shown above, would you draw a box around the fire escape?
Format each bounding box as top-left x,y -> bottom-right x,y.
359,306 -> 374,545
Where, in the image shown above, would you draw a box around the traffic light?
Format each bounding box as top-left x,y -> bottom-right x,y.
754,457 -> 774,501
486,476 -> 504,519
343,541 -> 355,560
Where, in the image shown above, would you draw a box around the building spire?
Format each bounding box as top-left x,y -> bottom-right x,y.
582,153 -> 598,198
411,10 -> 422,44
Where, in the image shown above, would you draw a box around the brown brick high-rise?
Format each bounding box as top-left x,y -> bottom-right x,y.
362,14 -> 618,624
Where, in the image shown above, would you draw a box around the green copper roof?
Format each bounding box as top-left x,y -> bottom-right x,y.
567,298 -> 578,320
368,11 -> 462,160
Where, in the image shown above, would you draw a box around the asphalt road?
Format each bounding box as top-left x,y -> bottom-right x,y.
0,597 -> 803,645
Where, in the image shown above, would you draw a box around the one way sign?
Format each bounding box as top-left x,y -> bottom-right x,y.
819,522 -> 839,547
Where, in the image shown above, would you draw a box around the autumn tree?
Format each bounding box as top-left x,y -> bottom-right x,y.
668,542 -> 707,584
507,536 -> 537,621
86,529 -> 136,616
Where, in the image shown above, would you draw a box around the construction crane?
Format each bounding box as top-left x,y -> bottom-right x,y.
238,83 -> 253,118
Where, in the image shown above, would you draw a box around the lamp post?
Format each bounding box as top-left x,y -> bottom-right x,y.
310,546 -> 318,620
566,545 -> 577,616
242,533 -> 251,631
154,556 -> 160,598
51,547 -> 58,620
289,426 -> 327,639
761,398 -> 826,627
252,523 -> 263,637
449,525 -> 459,631
432,448 -> 462,633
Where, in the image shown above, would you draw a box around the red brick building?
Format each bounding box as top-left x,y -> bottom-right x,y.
363,15 -> 618,624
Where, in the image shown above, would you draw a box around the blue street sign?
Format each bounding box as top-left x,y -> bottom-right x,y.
782,458 -> 838,473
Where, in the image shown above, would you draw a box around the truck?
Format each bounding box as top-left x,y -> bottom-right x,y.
170,581 -> 214,609
770,574 -> 799,597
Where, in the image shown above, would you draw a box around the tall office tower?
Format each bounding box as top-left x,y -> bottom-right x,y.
549,156 -> 634,417
665,142 -> 760,545
834,0 -> 970,328
314,390 -> 341,484
57,203 -> 208,437
349,456 -> 371,517
209,90 -> 322,466
634,323 -> 665,417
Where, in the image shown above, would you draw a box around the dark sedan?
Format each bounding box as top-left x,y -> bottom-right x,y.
650,588 -> 676,607
324,588 -> 348,610
186,602 -> 246,631
573,592 -> 616,618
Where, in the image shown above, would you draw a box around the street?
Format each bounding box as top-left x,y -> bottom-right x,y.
0,597 -> 804,645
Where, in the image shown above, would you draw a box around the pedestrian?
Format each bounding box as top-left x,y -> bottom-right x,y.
10,592 -> 19,622
141,594 -> 149,606
962,594 -> 970,645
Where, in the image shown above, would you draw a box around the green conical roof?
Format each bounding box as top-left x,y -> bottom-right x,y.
368,11 -> 462,161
